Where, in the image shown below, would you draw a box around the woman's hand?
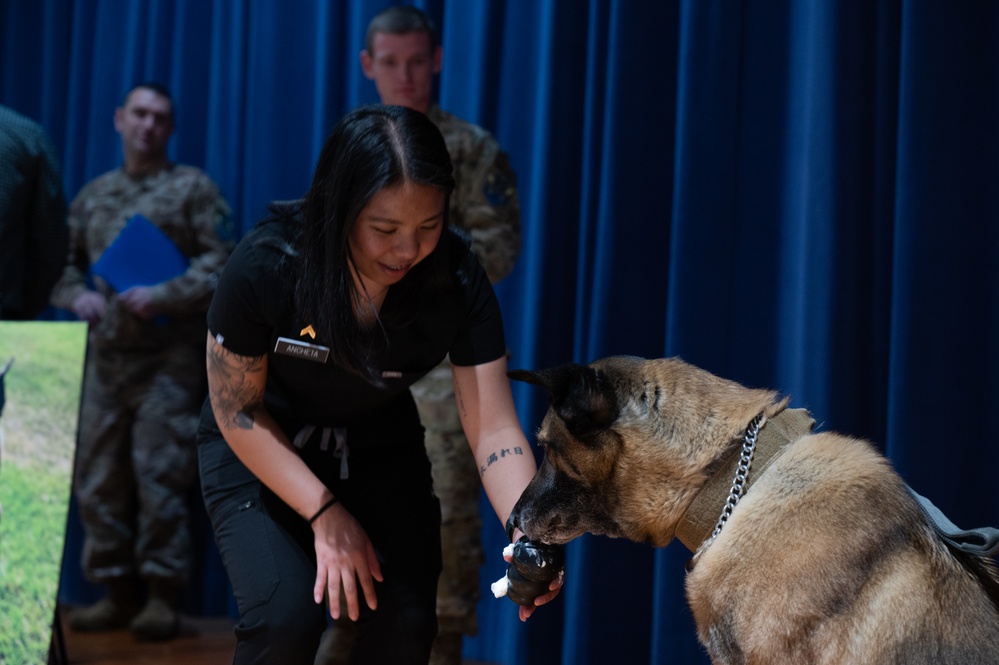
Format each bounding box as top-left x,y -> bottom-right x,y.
517,579 -> 564,622
310,500 -> 384,621
502,536 -> 565,622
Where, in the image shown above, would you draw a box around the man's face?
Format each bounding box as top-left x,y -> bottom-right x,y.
113,88 -> 174,159
360,31 -> 442,113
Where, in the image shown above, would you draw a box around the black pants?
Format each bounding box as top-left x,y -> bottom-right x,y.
199,435 -> 442,665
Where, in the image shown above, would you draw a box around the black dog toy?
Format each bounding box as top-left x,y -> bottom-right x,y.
494,536 -> 565,607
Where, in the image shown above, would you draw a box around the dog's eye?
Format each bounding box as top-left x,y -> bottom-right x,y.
537,437 -> 564,454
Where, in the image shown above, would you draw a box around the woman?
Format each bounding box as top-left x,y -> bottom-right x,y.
198,105 -> 559,664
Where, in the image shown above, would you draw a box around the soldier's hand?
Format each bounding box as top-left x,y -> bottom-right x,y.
119,286 -> 159,320
71,290 -> 108,323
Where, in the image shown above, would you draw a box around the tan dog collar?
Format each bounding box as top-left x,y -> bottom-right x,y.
674,408 -> 816,553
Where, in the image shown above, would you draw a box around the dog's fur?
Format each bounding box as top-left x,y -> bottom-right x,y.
508,356 -> 999,664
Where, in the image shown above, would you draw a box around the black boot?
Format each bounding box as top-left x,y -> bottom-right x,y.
129,578 -> 181,640
429,631 -> 463,665
67,578 -> 137,632
313,620 -> 356,665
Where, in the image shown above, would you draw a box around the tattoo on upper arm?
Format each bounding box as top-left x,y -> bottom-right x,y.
207,339 -> 266,431
454,380 -> 468,420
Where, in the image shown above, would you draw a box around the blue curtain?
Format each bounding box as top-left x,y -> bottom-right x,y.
3,1 -> 997,663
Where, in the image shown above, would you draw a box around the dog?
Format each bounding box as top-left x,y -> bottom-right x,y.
507,356 -> 999,664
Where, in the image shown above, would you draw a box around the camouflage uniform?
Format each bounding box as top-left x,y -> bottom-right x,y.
420,106 -> 520,663
50,165 -> 232,589
427,105 -> 520,285
320,107 -> 519,665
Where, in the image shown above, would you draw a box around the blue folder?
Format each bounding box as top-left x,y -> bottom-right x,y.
91,214 -> 189,292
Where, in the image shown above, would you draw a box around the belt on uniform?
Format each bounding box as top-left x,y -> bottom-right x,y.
293,425 -> 349,479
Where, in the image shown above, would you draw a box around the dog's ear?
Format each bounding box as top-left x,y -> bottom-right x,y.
509,364 -> 619,439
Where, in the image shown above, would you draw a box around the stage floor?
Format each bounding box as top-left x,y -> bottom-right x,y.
57,605 -> 235,664
56,605 -> 496,664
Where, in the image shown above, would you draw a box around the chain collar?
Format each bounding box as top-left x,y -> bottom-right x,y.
705,414 -> 764,547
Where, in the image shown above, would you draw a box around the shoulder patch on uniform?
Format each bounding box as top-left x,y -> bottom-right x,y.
482,169 -> 513,207
214,206 -> 236,243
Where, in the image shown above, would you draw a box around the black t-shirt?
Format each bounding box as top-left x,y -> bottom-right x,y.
198,216 -> 506,454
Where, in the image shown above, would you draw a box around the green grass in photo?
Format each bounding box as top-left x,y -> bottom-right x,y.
0,321 -> 87,665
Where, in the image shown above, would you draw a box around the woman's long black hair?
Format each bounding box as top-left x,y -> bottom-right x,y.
295,104 -> 456,384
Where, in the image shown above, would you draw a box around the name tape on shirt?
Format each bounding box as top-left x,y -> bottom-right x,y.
274,337 -> 330,363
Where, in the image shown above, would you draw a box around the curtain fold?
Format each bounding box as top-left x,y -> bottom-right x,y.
887,0 -> 999,528
3,1 -> 997,663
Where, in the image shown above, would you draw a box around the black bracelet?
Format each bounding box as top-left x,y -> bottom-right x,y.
308,497 -> 338,525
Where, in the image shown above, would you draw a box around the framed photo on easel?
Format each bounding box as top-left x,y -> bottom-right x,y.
0,321 -> 86,663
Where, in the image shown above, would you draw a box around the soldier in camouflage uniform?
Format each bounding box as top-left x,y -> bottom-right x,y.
316,7 -> 521,665
49,83 -> 233,641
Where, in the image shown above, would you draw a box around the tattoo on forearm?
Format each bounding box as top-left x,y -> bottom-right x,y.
478,446 -> 525,476
207,340 -> 266,431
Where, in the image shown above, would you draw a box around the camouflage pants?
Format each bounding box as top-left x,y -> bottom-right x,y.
412,361 -> 484,638
73,343 -> 203,584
